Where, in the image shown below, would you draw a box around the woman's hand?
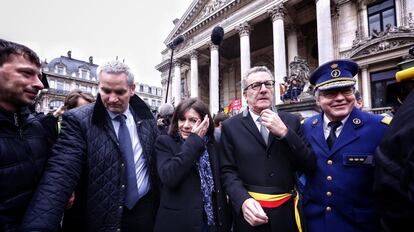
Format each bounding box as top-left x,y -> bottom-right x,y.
191,115 -> 209,138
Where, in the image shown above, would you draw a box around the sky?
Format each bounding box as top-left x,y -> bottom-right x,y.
0,0 -> 194,87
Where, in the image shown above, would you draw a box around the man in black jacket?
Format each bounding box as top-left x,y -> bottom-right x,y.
0,39 -> 57,231
21,60 -> 160,231
374,65 -> 414,231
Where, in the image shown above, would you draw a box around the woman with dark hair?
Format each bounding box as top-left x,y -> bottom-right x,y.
154,98 -> 231,232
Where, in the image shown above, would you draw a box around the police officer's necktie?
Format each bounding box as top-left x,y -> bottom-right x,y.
258,117 -> 269,145
326,121 -> 342,149
116,114 -> 139,209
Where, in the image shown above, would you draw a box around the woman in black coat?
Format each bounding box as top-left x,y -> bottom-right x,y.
154,98 -> 231,232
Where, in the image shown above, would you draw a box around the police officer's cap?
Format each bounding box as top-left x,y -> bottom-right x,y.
309,59 -> 358,91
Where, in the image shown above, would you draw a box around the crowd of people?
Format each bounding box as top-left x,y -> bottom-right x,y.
1,38 -> 413,232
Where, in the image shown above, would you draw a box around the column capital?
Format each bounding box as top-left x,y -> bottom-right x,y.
286,24 -> 297,34
189,50 -> 198,59
360,64 -> 369,70
208,42 -> 219,51
331,3 -> 340,19
268,4 -> 286,22
357,0 -> 367,10
236,21 -> 252,37
173,59 -> 181,67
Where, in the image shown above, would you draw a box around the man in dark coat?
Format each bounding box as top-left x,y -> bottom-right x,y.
374,72 -> 414,231
0,39 -> 57,231
220,66 -> 316,232
20,60 -> 159,231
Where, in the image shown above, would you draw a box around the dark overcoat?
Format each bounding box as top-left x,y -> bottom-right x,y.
374,90 -> 414,231
220,109 -> 316,232
154,133 -> 231,232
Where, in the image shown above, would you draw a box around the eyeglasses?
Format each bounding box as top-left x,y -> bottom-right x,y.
245,80 -> 275,91
320,88 -> 355,99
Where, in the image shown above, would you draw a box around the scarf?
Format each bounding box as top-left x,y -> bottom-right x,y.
197,137 -> 215,226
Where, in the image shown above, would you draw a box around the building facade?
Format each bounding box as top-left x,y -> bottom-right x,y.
156,0 -> 414,115
135,82 -> 163,111
37,51 -> 99,113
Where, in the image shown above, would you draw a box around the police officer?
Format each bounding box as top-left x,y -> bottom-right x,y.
302,59 -> 390,232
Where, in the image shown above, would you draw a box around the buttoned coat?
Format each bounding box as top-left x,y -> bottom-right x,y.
20,94 -> 159,232
154,134 -> 231,232
302,108 -> 388,232
220,109 -> 315,231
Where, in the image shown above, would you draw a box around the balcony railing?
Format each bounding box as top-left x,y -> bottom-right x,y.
369,107 -> 393,115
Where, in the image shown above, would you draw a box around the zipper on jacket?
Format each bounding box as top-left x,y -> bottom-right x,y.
14,113 -> 22,138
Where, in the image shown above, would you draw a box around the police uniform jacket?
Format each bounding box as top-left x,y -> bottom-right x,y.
220,109 -> 316,231
302,107 -> 388,232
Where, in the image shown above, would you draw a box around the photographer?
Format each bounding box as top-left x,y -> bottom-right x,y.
157,103 -> 174,135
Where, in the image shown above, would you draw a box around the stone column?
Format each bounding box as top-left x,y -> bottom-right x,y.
210,43 -> 220,114
357,0 -> 369,38
173,59 -> 181,106
237,21 -> 252,107
361,65 -> 371,109
189,50 -> 199,98
331,4 -> 340,58
268,4 -> 287,105
362,6 -> 369,38
316,0 -> 334,64
287,25 -> 298,63
237,21 -> 252,77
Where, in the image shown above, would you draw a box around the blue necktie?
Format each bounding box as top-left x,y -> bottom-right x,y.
116,114 -> 139,209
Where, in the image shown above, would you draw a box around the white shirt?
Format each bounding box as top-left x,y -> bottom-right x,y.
323,114 -> 350,140
249,109 -> 268,133
107,105 -> 149,199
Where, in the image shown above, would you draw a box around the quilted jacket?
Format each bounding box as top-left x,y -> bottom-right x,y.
0,107 -> 57,232
20,94 -> 159,232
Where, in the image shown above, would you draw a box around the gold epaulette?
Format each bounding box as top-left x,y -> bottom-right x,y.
381,116 -> 392,125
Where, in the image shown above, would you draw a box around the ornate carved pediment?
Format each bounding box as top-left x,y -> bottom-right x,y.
350,31 -> 414,59
164,0 -> 245,46
192,0 -> 232,26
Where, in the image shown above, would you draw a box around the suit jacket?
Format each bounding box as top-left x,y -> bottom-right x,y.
302,108 -> 388,232
154,134 -> 231,232
220,109 -> 315,231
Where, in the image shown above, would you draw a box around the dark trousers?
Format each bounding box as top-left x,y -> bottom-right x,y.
121,191 -> 155,232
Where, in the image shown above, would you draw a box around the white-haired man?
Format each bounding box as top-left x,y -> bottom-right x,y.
21,61 -> 159,231
220,66 -> 315,232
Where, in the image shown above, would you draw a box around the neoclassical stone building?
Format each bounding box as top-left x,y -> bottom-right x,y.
156,0 -> 414,114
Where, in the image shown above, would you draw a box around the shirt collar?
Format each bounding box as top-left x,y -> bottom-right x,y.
323,113 -> 350,129
107,104 -> 132,120
249,108 -> 261,122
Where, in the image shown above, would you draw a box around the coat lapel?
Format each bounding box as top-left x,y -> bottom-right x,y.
310,114 -> 331,156
103,114 -> 119,146
330,109 -> 361,154
241,109 -> 267,147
